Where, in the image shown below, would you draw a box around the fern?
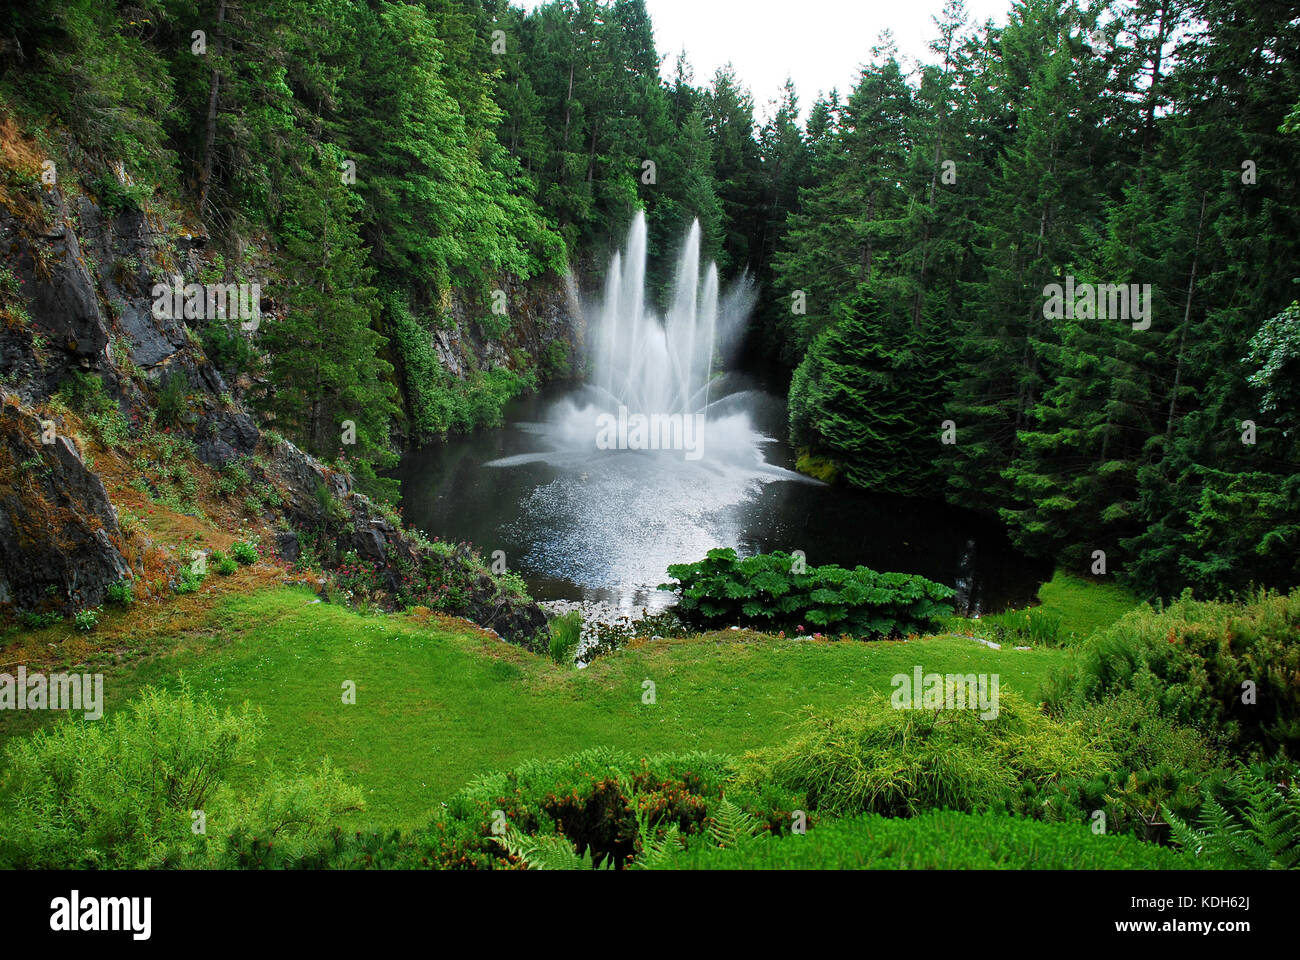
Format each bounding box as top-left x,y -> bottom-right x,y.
492,825 -> 591,870
634,824 -> 686,870
707,798 -> 767,850
1163,767 -> 1300,869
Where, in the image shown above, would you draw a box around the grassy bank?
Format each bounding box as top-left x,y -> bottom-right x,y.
2,585 -> 1068,827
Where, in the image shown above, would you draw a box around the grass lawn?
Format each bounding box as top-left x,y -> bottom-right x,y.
0,586 -> 1069,829
958,568 -> 1141,646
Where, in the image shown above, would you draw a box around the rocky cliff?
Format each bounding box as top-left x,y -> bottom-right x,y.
0,137 -> 573,648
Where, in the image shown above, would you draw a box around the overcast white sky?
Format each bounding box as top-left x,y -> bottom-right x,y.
509,0 -> 1017,122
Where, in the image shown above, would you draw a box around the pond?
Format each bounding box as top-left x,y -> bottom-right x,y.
393,377 -> 1051,616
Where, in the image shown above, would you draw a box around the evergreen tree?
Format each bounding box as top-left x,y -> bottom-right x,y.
260,145 -> 399,501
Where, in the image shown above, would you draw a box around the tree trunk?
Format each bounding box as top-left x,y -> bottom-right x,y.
1166,190 -> 1208,435
197,0 -> 228,217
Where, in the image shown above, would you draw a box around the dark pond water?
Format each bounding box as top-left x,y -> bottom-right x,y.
393,379 -> 1052,615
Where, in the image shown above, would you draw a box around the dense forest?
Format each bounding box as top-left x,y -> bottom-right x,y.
2,0 -> 1297,603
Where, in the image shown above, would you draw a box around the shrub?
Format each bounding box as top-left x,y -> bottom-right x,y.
744,692 -> 1109,819
217,462 -> 251,498
174,564 -> 204,594
659,547 -> 955,639
658,810 -> 1198,870
73,607 -> 100,632
154,372 -> 189,428
1056,689 -> 1230,841
419,748 -> 790,870
53,372 -> 129,446
1044,589 -> 1300,760
231,541 -> 259,566
548,610 -> 582,665
160,760 -> 365,869
105,580 -> 134,607
18,610 -> 61,630
0,685 -> 262,868
216,556 -> 238,576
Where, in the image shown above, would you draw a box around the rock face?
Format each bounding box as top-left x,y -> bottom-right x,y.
261,436 -> 547,649
0,173 -> 565,649
0,402 -> 132,613
439,271 -> 582,380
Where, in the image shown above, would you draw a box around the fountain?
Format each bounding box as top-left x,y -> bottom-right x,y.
479,210 -> 808,608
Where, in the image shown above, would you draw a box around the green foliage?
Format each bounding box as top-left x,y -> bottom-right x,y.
258,143 -> 399,500
659,810 -> 1198,870
745,692 -> 1108,819
174,563 -> 204,594
53,373 -> 128,447
660,547 -> 955,639
0,0 -> 177,189
163,759 -> 365,870
385,292 -> 536,442
217,461 -> 250,498
72,607 -> 100,632
230,541 -> 258,566
1164,766 -> 1300,869
1058,689 -> 1230,841
421,747 -> 787,870
492,824 -> 591,870
153,372 -> 189,430
547,610 -> 582,665
0,684 -> 261,868
105,580 -> 134,607
18,610 -> 61,630
1045,589 -> 1300,760
788,284 -> 950,495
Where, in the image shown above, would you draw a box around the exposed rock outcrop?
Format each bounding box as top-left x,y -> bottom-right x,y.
0,171 -> 566,650
0,402 -> 131,614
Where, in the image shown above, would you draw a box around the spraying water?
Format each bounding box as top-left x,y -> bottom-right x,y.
482,211 -> 811,608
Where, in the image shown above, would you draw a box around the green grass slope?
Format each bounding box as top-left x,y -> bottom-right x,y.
9,586 -> 1068,827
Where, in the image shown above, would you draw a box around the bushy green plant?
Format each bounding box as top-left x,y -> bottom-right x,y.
53,372 -> 129,446
419,748 -> 787,870
0,684 -> 262,868
1045,589 -> 1300,760
215,556 -> 238,576
548,610 -> 582,665
657,810 -> 1198,870
174,563 -> 204,594
154,372 -> 189,428
105,579 -> 134,607
73,607 -> 100,632
231,541 -> 259,566
217,462 -> 251,498
744,692 -> 1108,819
660,547 -> 956,639
161,760 -> 365,869
19,610 -> 62,630
1055,689 -> 1230,840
